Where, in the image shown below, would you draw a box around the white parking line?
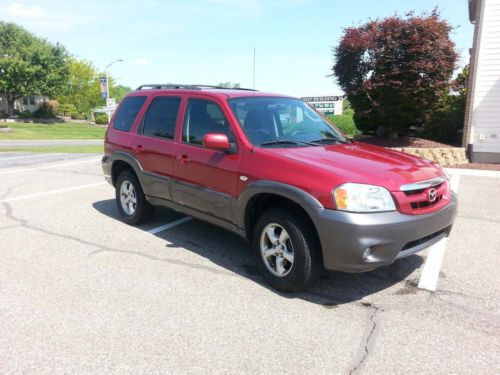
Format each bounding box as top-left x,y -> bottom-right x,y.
418,174 -> 460,291
446,167 -> 500,178
0,157 -> 101,175
0,182 -> 106,203
147,217 -> 192,235
0,153 -> 64,161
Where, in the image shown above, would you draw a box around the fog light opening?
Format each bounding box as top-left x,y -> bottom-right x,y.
362,247 -> 373,261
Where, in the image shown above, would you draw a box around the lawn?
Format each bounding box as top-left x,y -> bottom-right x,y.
0,145 -> 103,153
0,122 -> 106,140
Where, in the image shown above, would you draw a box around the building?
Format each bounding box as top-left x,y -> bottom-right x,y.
0,94 -> 46,115
301,96 -> 343,115
463,0 -> 500,163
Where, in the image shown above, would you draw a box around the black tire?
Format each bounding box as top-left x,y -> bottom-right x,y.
115,170 -> 155,225
252,206 -> 321,292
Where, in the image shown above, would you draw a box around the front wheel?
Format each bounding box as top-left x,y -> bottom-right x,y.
252,207 -> 321,292
115,170 -> 155,225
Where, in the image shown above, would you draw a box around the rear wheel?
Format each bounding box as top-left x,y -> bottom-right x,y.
253,206 -> 320,292
115,170 -> 155,225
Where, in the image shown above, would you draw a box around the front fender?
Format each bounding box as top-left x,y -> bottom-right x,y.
236,180 -> 324,231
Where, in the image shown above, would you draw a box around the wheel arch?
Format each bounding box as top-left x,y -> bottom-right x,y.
238,181 -> 323,244
110,152 -> 144,187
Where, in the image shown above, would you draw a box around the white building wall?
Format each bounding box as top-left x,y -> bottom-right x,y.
470,0 -> 500,155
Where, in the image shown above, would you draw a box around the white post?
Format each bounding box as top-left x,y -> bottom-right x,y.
104,59 -> 123,123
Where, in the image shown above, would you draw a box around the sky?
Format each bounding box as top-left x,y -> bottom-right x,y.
0,0 -> 474,97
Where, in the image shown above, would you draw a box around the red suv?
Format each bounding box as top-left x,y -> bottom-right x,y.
102,84 -> 457,292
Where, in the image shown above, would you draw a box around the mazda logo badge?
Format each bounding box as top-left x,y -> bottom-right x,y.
428,188 -> 437,202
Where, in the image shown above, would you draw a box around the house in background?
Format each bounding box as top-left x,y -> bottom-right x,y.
463,0 -> 500,163
0,94 -> 46,115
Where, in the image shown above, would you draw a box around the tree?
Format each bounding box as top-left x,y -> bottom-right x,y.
0,22 -> 69,115
57,58 -> 102,118
332,10 -> 457,137
109,83 -> 131,102
218,82 -> 241,89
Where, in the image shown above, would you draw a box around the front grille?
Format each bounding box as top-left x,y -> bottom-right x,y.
394,180 -> 449,215
401,228 -> 447,251
410,193 -> 443,210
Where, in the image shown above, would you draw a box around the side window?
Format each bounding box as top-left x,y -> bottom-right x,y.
113,96 -> 147,132
142,97 -> 181,139
182,99 -> 234,146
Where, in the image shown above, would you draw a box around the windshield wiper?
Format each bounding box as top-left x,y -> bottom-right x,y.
259,139 -> 317,147
310,137 -> 350,145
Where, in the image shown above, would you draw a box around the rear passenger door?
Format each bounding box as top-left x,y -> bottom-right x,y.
172,97 -> 241,222
130,95 -> 182,200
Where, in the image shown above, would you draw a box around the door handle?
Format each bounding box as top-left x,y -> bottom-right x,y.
132,145 -> 144,154
176,154 -> 191,165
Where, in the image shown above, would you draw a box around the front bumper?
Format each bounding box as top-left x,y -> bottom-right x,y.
314,193 -> 458,272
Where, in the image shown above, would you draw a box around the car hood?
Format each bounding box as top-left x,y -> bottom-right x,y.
263,141 -> 444,191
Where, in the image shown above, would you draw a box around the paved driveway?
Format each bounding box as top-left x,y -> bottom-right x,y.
0,153 -> 499,373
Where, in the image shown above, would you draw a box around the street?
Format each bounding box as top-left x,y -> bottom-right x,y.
0,153 -> 499,373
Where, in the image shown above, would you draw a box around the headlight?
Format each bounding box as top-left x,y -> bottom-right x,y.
333,183 -> 396,212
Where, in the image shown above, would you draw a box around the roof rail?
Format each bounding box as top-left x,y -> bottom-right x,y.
136,83 -> 257,91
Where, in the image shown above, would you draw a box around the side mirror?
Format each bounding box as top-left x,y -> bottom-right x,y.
203,133 -> 230,151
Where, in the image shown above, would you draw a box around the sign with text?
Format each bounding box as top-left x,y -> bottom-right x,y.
301,96 -> 344,102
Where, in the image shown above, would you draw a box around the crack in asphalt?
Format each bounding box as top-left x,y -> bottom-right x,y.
348,302 -> 382,375
1,198 -> 240,279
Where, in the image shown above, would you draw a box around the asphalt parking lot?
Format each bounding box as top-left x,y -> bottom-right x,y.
1,152 -> 499,373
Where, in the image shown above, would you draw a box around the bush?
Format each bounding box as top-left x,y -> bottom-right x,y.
94,112 -> 109,125
424,94 -> 465,145
328,114 -> 359,136
34,100 -> 59,118
58,103 -> 77,117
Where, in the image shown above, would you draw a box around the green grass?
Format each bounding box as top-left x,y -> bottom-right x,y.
0,145 -> 103,153
0,122 -> 106,140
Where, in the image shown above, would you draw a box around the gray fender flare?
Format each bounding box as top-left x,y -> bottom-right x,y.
109,151 -> 145,185
236,180 -> 324,234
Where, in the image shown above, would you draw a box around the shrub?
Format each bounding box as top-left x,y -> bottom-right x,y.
58,103 -> 77,117
424,66 -> 468,145
34,99 -> 59,118
94,112 -> 109,125
424,93 -> 465,145
328,114 -> 359,136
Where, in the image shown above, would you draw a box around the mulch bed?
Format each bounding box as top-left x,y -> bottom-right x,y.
355,135 -> 500,171
355,135 -> 454,148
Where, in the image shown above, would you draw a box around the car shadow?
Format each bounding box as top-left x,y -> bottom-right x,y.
92,199 -> 424,306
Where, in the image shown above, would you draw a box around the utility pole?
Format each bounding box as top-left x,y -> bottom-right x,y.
253,48 -> 256,90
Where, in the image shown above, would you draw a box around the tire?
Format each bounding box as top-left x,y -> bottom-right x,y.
115,170 -> 155,225
252,206 -> 321,292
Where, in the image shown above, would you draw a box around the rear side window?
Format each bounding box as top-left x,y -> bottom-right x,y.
142,97 -> 181,139
113,96 -> 147,132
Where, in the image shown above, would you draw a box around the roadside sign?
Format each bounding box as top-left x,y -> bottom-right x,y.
106,98 -> 116,108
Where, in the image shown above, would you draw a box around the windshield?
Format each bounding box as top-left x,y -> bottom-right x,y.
228,97 -> 348,147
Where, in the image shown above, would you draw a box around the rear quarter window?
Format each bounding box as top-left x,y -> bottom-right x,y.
113,96 -> 147,132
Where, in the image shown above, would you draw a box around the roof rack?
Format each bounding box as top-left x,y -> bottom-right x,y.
136,83 -> 257,91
